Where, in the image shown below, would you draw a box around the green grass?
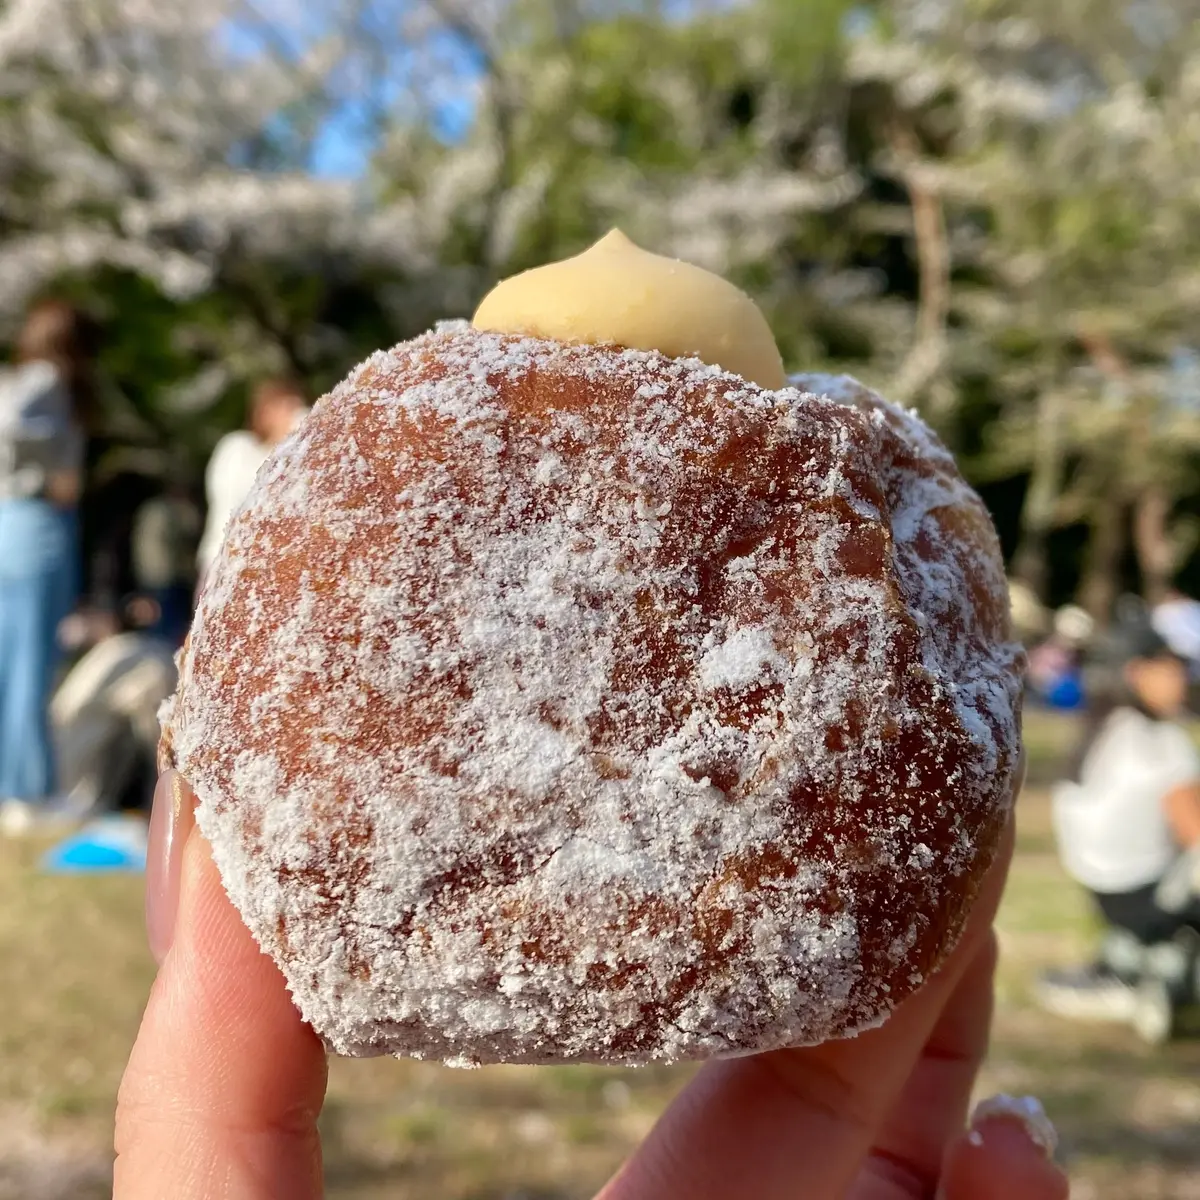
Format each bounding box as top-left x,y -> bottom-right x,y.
1021,707 -> 1080,783
0,711 -> 1197,1198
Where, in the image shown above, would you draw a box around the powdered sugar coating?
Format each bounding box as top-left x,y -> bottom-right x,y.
161,330 -> 1022,1065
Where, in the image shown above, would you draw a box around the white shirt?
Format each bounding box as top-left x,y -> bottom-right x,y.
0,361 -> 83,500
1052,707 -> 1198,893
1152,597 -> 1200,665
196,431 -> 270,574
197,410 -> 309,573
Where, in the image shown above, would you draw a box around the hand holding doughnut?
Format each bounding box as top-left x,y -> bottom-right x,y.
114,772 -> 1067,1199
127,234 -> 1042,1187
159,233 -> 1022,1066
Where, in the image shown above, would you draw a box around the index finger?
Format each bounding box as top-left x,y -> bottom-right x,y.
114,781 -> 328,1200
598,818 -> 1014,1200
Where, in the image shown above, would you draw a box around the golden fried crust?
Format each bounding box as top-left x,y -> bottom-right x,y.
162,328 -> 1023,1065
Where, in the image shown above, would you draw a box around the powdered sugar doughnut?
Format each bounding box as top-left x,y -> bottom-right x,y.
160,326 -> 1022,1066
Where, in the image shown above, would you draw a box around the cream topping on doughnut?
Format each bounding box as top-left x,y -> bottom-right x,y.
472,229 -> 786,389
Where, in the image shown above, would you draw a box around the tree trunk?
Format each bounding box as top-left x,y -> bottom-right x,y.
1011,525 -> 1048,602
1079,491 -> 1125,623
1011,384 -> 1063,602
1075,329 -> 1137,622
890,122 -> 951,419
427,1 -> 518,272
1134,483 -> 1173,605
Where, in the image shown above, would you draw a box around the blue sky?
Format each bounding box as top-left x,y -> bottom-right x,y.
308,79 -> 478,178
308,23 -> 485,177
226,0 -> 752,179
221,7 -> 482,179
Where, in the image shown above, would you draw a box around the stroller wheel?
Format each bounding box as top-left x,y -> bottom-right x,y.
1132,978 -> 1176,1045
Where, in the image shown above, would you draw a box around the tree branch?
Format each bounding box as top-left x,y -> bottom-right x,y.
889,119 -> 950,410
424,0 -> 518,270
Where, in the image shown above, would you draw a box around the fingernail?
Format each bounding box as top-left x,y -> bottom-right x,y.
968,1093 -> 1058,1158
145,770 -> 197,965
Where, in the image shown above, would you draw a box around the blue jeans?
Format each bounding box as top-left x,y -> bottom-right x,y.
0,500 -> 77,800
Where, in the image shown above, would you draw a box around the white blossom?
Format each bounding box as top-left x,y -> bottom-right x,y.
0,0 -> 433,325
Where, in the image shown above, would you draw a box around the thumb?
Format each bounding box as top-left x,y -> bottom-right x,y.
936,1097 -> 1069,1200
114,775 -> 328,1200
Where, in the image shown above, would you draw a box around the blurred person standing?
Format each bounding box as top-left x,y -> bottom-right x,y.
196,378 -> 308,588
131,481 -> 200,645
0,300 -> 96,829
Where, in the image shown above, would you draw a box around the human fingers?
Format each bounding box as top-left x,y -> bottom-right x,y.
846,932 -> 997,1199
597,818 -> 1015,1200
936,1096 -> 1069,1200
114,772 -> 328,1200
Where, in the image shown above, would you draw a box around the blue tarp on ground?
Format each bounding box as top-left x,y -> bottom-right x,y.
41,815 -> 147,874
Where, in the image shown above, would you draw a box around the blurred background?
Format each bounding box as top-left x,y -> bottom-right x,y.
2,0 -> 1200,1196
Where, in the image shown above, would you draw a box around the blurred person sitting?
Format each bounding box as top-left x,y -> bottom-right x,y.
0,300 -> 96,832
131,480 -> 200,646
195,377 -> 309,586
1151,585 -> 1200,680
51,594 -> 177,824
1026,605 -> 1093,711
1039,620 -> 1200,1024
